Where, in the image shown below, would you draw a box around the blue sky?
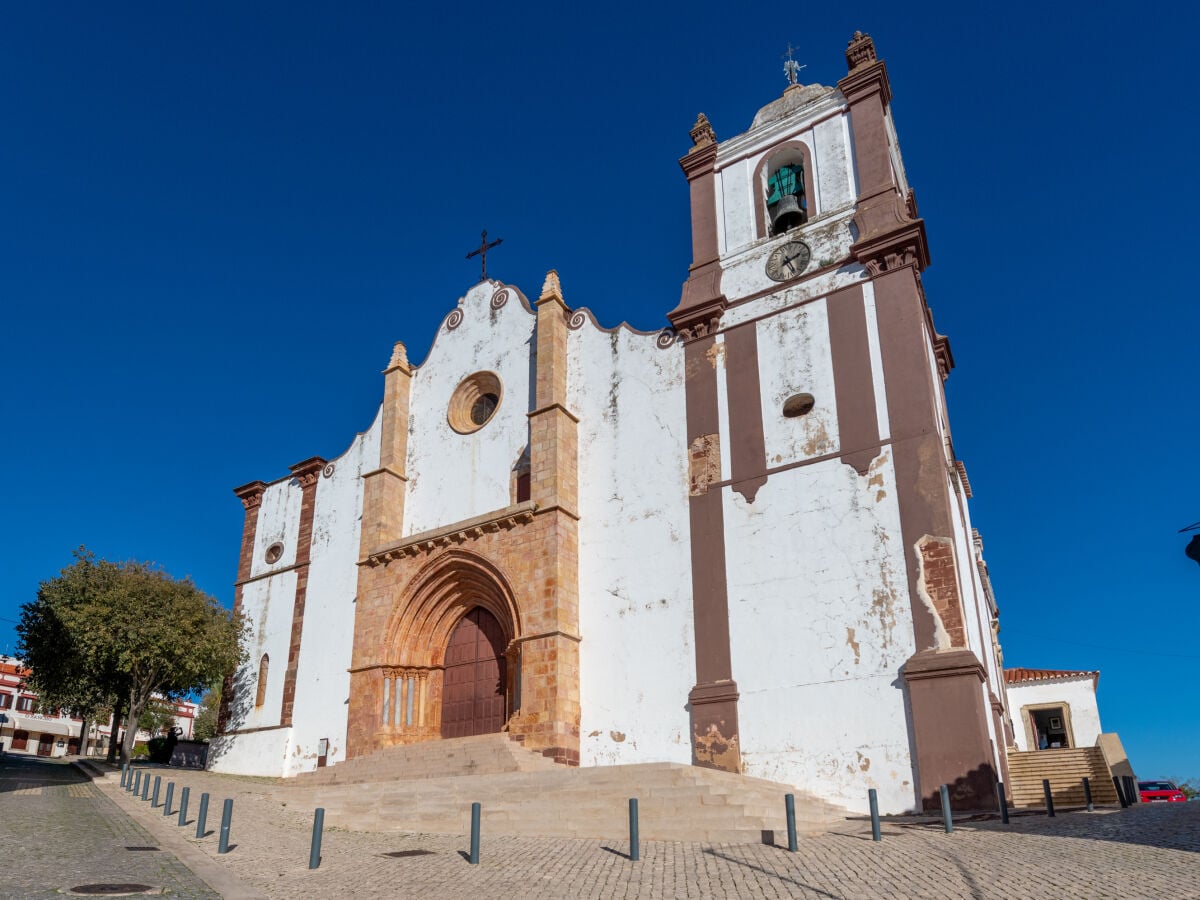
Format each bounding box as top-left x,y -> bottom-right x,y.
2,3 -> 1197,783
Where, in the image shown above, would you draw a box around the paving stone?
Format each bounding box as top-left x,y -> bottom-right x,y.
77,762 -> 1200,898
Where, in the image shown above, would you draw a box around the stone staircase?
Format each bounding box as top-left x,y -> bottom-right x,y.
280,735 -> 845,842
292,733 -> 560,787
1006,747 -> 1120,808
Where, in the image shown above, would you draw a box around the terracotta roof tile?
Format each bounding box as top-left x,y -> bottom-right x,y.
1004,667 -> 1099,686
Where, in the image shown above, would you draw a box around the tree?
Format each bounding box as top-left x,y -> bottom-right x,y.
138,698 -> 177,737
18,547 -> 245,765
193,683 -> 221,742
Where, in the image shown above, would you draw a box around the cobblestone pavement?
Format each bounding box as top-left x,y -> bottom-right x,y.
82,763 -> 1200,899
0,754 -> 219,898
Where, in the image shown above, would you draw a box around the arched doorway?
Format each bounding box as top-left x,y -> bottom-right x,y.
441,607 -> 507,738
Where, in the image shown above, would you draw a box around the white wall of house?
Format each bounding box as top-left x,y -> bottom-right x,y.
1007,677 -> 1103,752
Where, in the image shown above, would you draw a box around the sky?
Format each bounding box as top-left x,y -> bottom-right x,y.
2,3 -> 1197,783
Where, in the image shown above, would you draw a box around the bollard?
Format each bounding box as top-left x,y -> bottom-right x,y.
309,808 -> 325,869
120,765 -> 128,788
628,798 -> 640,862
785,793 -> 798,851
151,775 -> 162,808
468,802 -> 481,865
178,787 -> 190,827
131,770 -> 141,794
998,781 -> 1010,825
1083,777 -> 1093,812
218,798 -> 233,854
939,784 -> 954,833
1124,776 -> 1137,805
1113,776 -> 1128,808
868,788 -> 881,842
196,792 -> 210,839
1043,779 -> 1055,817
141,772 -> 150,801
164,782 -> 174,816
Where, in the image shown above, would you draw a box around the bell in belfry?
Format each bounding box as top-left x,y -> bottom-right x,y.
767,163 -> 807,233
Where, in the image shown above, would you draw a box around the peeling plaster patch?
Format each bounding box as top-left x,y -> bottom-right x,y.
706,340 -> 726,370
801,419 -> 833,457
846,627 -> 860,664
914,535 -> 953,650
609,730 -> 626,742
588,730 -> 601,738
856,751 -> 871,772
688,434 -> 721,496
694,724 -> 741,772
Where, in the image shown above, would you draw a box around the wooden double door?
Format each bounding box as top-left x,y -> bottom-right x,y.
441,607 -> 507,738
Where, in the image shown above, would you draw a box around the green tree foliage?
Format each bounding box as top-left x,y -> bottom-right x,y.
1171,778 -> 1198,800
193,683 -> 221,742
137,698 -> 177,737
18,547 -> 245,765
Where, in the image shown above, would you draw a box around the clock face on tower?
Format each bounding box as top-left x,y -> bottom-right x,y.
764,240 -> 811,282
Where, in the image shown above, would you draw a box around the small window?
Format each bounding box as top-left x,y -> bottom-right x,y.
0,693 -> 11,709
264,542 -> 284,564
255,654 -> 269,708
783,393 -> 816,418
448,372 -> 503,434
17,696 -> 34,712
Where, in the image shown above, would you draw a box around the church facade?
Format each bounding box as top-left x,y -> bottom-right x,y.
212,32 -> 1013,814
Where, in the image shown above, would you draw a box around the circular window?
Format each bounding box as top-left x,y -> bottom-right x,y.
782,393 -> 815,418
448,372 -> 503,434
264,542 -> 284,564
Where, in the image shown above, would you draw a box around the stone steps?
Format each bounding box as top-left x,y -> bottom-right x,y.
1006,748 -> 1119,807
293,733 -> 559,787
278,759 -> 845,842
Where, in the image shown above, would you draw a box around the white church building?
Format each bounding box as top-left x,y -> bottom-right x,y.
212,32 -> 1018,815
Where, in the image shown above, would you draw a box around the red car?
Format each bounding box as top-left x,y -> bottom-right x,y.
1138,780 -> 1187,803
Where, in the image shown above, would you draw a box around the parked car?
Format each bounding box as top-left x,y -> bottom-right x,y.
1137,780 -> 1187,803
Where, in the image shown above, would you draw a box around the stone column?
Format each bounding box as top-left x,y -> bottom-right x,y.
360,342 -> 413,558
219,480 -> 266,733
281,456 -> 326,726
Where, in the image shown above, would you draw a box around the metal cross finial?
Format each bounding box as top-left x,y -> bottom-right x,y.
783,43 -> 806,86
466,230 -> 503,282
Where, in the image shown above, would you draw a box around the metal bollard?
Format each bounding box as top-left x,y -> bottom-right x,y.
178,787 -> 190,826
151,775 -> 162,808
218,798 -> 233,854
785,793 -> 799,851
1083,777 -> 1093,812
131,769 -> 140,794
1113,776 -> 1128,808
939,785 -> 954,833
120,765 -> 128,788
628,798 -> 640,862
164,782 -> 174,816
998,781 -> 1010,824
141,772 -> 150,801
1043,779 -> 1055,817
309,808 -> 325,869
196,792 -> 210,838
468,802 -> 481,865
1124,776 -> 1137,805
868,788 -> 881,842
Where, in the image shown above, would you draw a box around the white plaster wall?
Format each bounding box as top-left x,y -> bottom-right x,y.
286,411 -> 381,776
756,300 -> 839,468
1007,678 -> 1103,752
249,479 -> 302,577
404,282 -> 535,536
567,323 -> 695,767
813,113 -> 854,213
719,226 -> 863,312
208,726 -> 292,776
719,157 -> 755,254
724,455 -> 919,814
225,570 -> 297,736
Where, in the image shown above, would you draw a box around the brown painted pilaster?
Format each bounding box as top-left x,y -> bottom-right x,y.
683,335 -> 740,772
280,456 -> 325,727
219,480 -> 266,733
827,283 -> 881,475
724,325 -> 767,502
668,114 -> 727,337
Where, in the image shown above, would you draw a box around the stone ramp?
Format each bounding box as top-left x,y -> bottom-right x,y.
279,760 -> 846,842
293,733 -> 560,787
